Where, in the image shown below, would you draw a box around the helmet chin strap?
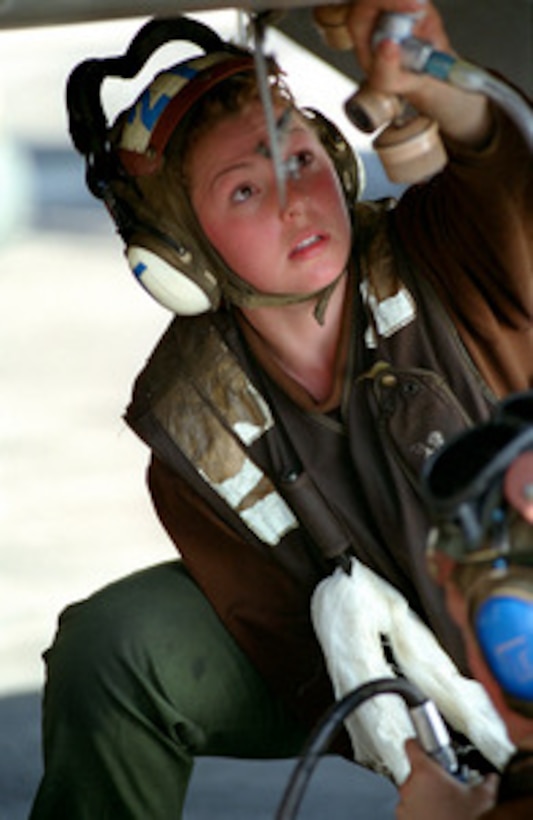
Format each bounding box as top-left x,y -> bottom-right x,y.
220,267 -> 347,326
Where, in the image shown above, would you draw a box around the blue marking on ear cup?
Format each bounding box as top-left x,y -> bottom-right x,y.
131,260 -> 147,279
126,245 -> 212,315
475,594 -> 533,701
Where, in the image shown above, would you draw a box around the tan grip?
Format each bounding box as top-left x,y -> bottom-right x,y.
345,85 -> 403,132
312,4 -> 353,51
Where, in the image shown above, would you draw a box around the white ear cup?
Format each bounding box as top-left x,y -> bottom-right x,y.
126,245 -> 212,315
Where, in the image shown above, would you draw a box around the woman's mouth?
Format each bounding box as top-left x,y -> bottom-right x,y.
289,234 -> 326,259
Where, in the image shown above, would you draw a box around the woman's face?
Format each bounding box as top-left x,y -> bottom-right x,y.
188,100 -> 352,297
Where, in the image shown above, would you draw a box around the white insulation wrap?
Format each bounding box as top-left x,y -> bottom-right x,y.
311,557 -> 515,784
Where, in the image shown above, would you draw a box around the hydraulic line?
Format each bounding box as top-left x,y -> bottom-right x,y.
275,676 -> 458,820
398,37 -> 533,151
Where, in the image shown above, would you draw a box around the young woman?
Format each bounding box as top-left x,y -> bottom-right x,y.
30,1 -> 532,817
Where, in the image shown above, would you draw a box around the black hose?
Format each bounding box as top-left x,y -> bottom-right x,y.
275,677 -> 427,820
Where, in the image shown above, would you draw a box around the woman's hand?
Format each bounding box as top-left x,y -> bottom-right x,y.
341,0 -> 493,146
345,0 -> 449,79
396,739 -> 499,820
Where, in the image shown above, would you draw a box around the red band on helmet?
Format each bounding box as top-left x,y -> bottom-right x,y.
119,54 -> 255,176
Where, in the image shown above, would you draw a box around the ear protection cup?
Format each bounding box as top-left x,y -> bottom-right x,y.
126,243 -> 215,315
467,568 -> 533,706
99,167 -> 226,314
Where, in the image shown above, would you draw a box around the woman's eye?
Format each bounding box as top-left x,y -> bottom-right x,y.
283,149 -> 314,179
297,150 -> 313,168
294,150 -> 314,170
231,184 -> 255,204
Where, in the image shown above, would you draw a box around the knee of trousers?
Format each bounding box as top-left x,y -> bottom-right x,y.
41,562 -> 225,751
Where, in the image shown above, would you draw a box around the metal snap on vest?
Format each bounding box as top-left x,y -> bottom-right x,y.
381,373 -> 397,388
401,380 -> 420,396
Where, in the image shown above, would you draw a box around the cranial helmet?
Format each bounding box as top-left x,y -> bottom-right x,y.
422,392 -> 533,564
67,15 -> 363,316
423,391 -> 533,713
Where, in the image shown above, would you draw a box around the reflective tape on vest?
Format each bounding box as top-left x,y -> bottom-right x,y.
153,324 -> 299,547
200,457 -> 298,546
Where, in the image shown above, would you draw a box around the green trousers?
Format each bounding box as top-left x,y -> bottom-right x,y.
29,561 -> 307,819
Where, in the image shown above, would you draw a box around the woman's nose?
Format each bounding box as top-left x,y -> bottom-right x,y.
279,175 -> 306,219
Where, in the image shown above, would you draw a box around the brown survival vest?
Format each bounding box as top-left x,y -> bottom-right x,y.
125,203 -> 497,666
